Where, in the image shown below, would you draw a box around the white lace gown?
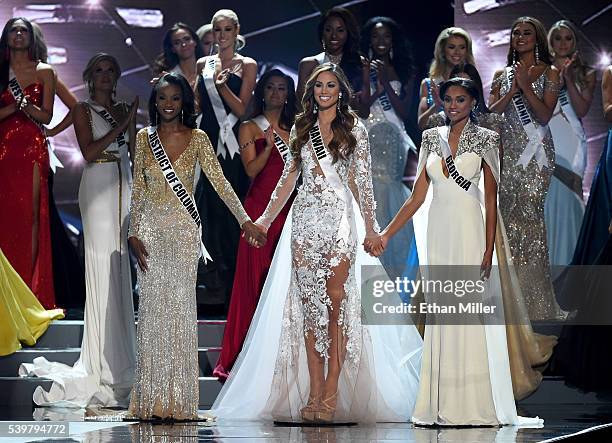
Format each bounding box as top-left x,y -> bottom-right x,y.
211,120 -> 422,422
20,101 -> 136,407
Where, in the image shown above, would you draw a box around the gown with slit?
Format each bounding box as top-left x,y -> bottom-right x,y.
211,120 -> 423,423
20,101 -> 136,407
0,80 -> 55,309
0,247 -> 64,356
411,121 -> 542,426
127,128 -> 249,420
195,63 -> 249,308
214,136 -> 293,380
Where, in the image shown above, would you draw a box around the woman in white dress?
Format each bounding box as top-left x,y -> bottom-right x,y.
211,63 -> 422,424
545,20 -> 596,269
20,53 -> 138,407
367,78 -> 541,426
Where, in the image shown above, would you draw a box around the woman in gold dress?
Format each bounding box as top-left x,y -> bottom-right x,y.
127,72 -> 264,420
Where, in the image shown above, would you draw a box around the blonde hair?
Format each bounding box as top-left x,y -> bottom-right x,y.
548,20 -> 591,88
429,27 -> 475,80
211,9 -> 246,52
196,23 -> 212,40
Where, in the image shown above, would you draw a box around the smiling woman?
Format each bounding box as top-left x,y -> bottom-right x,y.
154,23 -> 204,91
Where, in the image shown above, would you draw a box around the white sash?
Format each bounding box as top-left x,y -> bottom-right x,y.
146,126 -> 212,262
308,123 -> 355,243
8,74 -> 63,172
369,68 -> 416,153
87,101 -> 126,154
314,52 -> 329,65
437,126 -> 484,205
558,86 -> 586,142
505,67 -> 548,170
252,115 -> 290,163
202,57 -> 240,159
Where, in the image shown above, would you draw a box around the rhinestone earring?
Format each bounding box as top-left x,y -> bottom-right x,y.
313,102 -> 318,114
535,44 -> 540,64
337,92 -> 342,110
389,47 -> 394,60
180,109 -> 183,124
512,49 -> 517,65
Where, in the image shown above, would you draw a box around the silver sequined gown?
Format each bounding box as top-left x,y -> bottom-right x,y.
128,128 -> 249,420
496,69 -> 561,320
362,80 -> 418,279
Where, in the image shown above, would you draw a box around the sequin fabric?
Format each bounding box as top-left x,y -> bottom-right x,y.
128,128 -> 249,420
257,121 -> 379,367
496,69 -> 561,320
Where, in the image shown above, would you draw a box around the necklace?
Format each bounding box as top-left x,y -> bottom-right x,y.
326,52 -> 342,65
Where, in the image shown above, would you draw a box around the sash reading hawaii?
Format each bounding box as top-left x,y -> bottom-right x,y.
87,101 -> 127,153
202,57 -> 240,159
558,85 -> 586,143
252,115 -> 290,162
437,125 -> 485,206
369,67 -> 416,152
309,123 -> 355,243
505,66 -> 548,170
146,126 -> 212,262
8,74 -> 63,172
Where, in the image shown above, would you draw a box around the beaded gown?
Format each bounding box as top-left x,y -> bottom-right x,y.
128,128 -> 249,420
212,121 -> 422,422
0,80 -> 55,309
495,68 -> 561,320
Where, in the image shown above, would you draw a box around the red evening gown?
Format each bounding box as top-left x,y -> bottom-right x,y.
0,81 -> 55,309
214,138 -> 293,381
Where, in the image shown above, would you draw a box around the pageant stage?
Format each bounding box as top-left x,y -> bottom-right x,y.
1,319 -> 612,442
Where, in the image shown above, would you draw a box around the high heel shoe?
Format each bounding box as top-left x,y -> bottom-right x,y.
314,393 -> 337,423
300,395 -> 320,422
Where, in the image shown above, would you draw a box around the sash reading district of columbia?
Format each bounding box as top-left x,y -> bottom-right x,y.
505,66 -> 548,170
146,126 -> 212,262
252,115 -> 290,163
202,57 -> 240,159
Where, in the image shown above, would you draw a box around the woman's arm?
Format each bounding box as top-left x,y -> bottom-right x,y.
517,64 -> 559,125
488,69 -> 517,114
239,122 -> 273,179
417,78 -> 441,130
564,68 -> 596,118
22,64 -> 55,124
601,67 -> 612,122
217,57 -> 257,118
296,57 -> 318,108
128,130 -> 149,271
46,76 -> 78,136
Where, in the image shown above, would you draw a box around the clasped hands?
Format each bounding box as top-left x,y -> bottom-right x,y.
242,221 -> 267,248
363,233 -> 388,257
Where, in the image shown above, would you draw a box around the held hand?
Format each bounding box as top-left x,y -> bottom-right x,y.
509,75 -> 520,96
119,97 -> 139,132
129,236 -> 149,272
242,221 -> 267,248
18,95 -> 30,111
480,250 -> 493,280
363,234 -> 388,257
562,54 -> 576,83
431,81 -> 442,108
373,60 -> 389,86
264,127 -> 275,149
513,61 -> 530,91
215,67 -> 234,87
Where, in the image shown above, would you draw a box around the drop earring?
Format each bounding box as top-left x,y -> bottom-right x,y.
512,49 -> 517,65
368,48 -> 373,60
180,109 -> 183,124
337,92 -> 342,110
535,44 -> 540,64
389,47 -> 394,60
313,102 -> 318,114
322,41 -> 327,52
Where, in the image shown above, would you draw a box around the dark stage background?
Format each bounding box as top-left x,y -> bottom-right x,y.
1,0 -> 453,228
456,0 -> 611,197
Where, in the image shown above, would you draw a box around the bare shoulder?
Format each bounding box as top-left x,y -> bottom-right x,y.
239,56 -> 257,67
36,63 -> 55,81
546,64 -> 560,80
196,56 -> 210,71
299,56 -> 319,71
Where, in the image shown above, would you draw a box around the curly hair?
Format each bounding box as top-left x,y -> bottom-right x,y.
506,17 -> 552,66
148,72 -> 197,128
292,63 -> 357,168
361,16 -> 415,83
249,68 -> 297,131
154,22 -> 204,74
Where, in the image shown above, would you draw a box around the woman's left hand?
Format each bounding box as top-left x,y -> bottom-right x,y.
480,250 -> 493,280
242,221 -> 267,248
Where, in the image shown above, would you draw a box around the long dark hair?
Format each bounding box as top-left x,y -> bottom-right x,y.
361,16 -> 414,84
318,7 -> 363,91
148,72 -> 197,128
439,78 -> 480,124
507,16 -> 552,66
1,17 -> 35,91
250,69 -> 297,131
292,63 -> 357,167
449,63 -> 490,114
154,22 -> 204,74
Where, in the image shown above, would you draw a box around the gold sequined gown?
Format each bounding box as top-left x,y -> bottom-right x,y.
496,69 -> 561,320
128,128 -> 249,420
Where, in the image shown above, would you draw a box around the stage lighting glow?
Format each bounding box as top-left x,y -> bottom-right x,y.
115,7 -> 163,28
86,0 -> 100,5
599,52 -> 611,68
65,222 -> 80,236
47,46 -> 67,65
484,29 -> 511,48
125,37 -> 133,47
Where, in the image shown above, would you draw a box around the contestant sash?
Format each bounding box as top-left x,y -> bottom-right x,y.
308,123 -> 355,243
558,86 -> 586,142
202,57 -> 240,159
87,101 -> 126,154
314,52 -> 329,65
505,66 -> 548,170
252,115 -> 290,163
146,126 -> 212,262
437,125 -> 485,206
8,75 -> 63,172
369,68 -> 416,152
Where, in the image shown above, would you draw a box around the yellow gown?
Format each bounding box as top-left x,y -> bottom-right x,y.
0,248 -> 64,356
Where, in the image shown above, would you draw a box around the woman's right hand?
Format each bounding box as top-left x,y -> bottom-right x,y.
118,97 -> 139,133
129,236 -> 149,272
364,234 -> 388,257
264,127 -> 275,150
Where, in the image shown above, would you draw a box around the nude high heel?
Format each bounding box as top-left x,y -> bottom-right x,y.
314,392 -> 337,423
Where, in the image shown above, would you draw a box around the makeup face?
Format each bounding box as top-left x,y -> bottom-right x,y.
200,31 -> 215,56
7,19 -> 31,50
171,28 -> 196,60
551,27 -> 575,58
313,70 -> 340,110
322,16 -> 347,54
156,82 -> 183,123
444,35 -> 467,66
370,22 -> 393,59
213,18 -> 238,52
263,76 -> 288,109
511,22 -> 537,54
443,85 -> 474,124
91,60 -> 118,93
